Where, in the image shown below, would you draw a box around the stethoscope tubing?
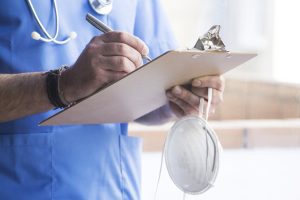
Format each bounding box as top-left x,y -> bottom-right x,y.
26,0 -> 65,44
26,0 -> 113,45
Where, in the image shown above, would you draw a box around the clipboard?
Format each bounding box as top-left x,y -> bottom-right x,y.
40,50 -> 256,125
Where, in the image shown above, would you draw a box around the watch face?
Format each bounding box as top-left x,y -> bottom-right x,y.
89,0 -> 113,15
165,116 -> 220,194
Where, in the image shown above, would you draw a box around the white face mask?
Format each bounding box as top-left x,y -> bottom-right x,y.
164,116 -> 220,194
155,26 -> 226,198
155,88 -> 221,198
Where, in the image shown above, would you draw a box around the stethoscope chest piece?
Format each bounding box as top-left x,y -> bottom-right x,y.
89,0 -> 113,15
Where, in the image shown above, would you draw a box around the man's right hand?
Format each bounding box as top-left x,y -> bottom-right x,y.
60,31 -> 149,102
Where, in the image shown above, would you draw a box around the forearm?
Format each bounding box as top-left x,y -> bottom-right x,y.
0,72 -> 53,122
135,103 -> 176,125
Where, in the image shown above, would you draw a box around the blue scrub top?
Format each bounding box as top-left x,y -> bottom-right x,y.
0,0 -> 177,199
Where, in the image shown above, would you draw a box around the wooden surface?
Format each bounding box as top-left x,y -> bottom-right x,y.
210,79 -> 300,120
129,119 -> 300,151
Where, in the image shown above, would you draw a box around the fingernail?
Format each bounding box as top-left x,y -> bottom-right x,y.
172,86 -> 181,95
192,80 -> 202,87
142,43 -> 149,56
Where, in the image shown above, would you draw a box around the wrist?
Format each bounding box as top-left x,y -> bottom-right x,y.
60,67 -> 76,103
46,66 -> 73,108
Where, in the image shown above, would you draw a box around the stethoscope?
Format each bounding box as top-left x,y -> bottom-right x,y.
26,0 -> 113,45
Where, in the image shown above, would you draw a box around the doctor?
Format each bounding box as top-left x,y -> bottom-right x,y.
0,0 -> 224,199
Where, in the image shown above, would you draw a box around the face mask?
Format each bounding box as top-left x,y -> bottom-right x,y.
165,115 -> 220,195
155,26 -> 225,199
155,88 -> 222,199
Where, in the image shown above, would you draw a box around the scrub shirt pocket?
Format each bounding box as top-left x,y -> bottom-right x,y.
0,133 -> 53,200
119,135 -> 143,200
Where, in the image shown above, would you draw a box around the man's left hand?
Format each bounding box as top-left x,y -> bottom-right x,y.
166,75 -> 225,118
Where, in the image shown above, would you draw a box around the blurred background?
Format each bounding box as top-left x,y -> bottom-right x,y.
129,0 -> 300,200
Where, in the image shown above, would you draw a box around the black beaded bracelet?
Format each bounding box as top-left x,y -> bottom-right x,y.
46,66 -> 69,108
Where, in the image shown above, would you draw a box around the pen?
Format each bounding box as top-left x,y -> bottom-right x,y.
86,13 -> 152,62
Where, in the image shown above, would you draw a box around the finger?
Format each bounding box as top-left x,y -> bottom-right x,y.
168,102 -> 185,118
167,92 -> 216,117
106,70 -> 127,82
166,91 -> 198,116
95,70 -> 127,89
101,32 -> 149,56
191,87 -> 207,99
99,43 -> 143,68
88,36 -> 105,46
195,99 -> 215,116
211,90 -> 224,106
191,87 -> 223,104
100,55 -> 136,73
169,86 -> 200,110
192,75 -> 225,92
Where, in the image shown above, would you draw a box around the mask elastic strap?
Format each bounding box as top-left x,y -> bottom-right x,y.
205,88 -> 218,188
206,88 -> 213,120
199,98 -> 205,118
199,88 -> 213,120
154,140 -> 166,200
199,88 -> 214,194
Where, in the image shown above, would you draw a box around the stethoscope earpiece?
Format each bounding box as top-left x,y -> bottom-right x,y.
31,31 -> 42,41
69,32 -> 78,40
